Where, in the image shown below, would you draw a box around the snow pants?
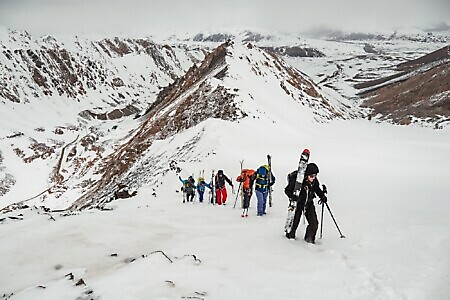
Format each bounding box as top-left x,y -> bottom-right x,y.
198,191 -> 204,202
242,188 -> 252,209
184,190 -> 195,202
255,190 -> 268,216
216,187 -> 228,205
289,201 -> 318,242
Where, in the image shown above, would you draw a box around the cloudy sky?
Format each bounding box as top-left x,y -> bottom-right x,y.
1,0 -> 449,37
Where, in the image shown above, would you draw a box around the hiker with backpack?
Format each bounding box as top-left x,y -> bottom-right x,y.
254,165 -> 275,216
196,176 -> 212,203
215,170 -> 233,205
284,163 -> 327,243
236,168 -> 255,216
179,175 -> 196,203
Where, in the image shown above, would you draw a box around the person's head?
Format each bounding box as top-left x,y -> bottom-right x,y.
304,163 -> 319,182
218,170 -> 223,176
258,165 -> 269,174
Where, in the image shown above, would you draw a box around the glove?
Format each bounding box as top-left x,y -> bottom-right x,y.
318,196 -> 327,205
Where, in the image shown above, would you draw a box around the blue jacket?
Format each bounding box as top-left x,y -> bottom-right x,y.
254,166 -> 275,193
197,180 -> 212,193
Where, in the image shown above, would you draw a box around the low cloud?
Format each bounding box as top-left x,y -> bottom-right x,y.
0,0 -> 449,37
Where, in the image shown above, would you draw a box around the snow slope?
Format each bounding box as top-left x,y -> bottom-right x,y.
1,115 -> 449,299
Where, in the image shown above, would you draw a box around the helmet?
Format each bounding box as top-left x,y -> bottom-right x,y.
305,163 -> 319,177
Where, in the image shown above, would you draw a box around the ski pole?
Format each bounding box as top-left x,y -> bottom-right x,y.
325,203 -> 345,238
320,184 -> 327,239
320,202 -> 324,239
233,182 -> 242,208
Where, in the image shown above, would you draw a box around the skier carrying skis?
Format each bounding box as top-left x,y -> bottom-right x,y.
284,163 -> 327,243
254,165 -> 275,216
215,170 -> 233,205
236,168 -> 255,216
179,175 -> 196,203
196,176 -> 212,203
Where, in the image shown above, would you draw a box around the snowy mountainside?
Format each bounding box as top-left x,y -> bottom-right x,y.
184,28 -> 450,128
282,32 -> 449,127
359,45 -> 450,127
1,28 -> 449,212
0,28 -> 207,211
66,40 -> 358,210
0,29 -> 203,110
0,38 -> 355,212
1,117 -> 449,300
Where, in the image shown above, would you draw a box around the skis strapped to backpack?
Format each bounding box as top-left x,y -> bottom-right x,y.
198,170 -> 205,182
233,160 -> 244,209
284,149 -> 310,233
210,170 -> 215,204
267,154 -> 273,207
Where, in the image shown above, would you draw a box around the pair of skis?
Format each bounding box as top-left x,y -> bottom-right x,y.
209,170 -> 215,204
234,160 -> 249,217
284,149 -> 310,234
267,154 -> 273,207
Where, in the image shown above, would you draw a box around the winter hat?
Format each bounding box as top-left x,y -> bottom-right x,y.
305,163 -> 319,177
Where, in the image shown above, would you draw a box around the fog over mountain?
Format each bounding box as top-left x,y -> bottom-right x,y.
1,0 -> 449,36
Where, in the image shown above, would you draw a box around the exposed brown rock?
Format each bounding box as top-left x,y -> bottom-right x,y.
32,67 -> 47,87
102,38 -> 132,56
79,104 -> 140,120
396,45 -> 450,72
361,46 -> 450,124
111,77 -> 124,87
0,89 -> 20,103
262,46 -> 325,58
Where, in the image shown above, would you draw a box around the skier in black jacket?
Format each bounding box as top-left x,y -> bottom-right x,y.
284,163 -> 327,243
215,170 -> 233,205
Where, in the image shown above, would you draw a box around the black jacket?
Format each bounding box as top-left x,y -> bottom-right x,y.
215,172 -> 233,189
284,171 -> 325,205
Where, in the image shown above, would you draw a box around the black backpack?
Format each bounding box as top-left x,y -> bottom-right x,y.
284,171 -> 296,198
185,177 -> 195,189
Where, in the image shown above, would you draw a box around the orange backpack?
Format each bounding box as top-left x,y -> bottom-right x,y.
237,169 -> 255,189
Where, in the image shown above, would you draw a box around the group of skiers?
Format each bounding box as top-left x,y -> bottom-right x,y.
179,164 -> 275,215
179,159 -> 328,245
178,169 -> 234,205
